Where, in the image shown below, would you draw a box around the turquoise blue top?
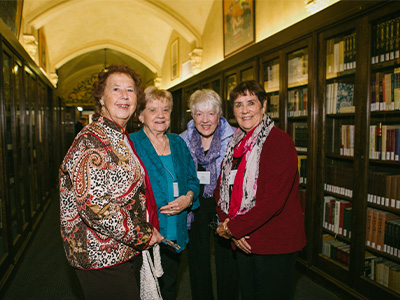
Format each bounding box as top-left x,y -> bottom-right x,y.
129,130 -> 200,252
159,154 -> 177,240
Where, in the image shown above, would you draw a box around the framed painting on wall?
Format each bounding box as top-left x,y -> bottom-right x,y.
171,38 -> 179,80
223,0 -> 255,57
38,28 -> 47,70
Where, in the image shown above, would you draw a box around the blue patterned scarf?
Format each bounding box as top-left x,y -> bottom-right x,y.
189,124 -> 221,197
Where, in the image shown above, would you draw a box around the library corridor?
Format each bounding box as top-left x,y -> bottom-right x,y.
1,1 -> 400,299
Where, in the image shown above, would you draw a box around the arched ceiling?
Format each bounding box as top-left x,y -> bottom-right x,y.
21,0 -> 214,104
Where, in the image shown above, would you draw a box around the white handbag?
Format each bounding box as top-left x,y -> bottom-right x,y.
140,243 -> 163,300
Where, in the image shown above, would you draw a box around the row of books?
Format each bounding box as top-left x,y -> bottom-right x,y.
366,208 -> 400,254
324,165 -> 353,198
288,122 -> 308,152
367,172 -> 400,209
325,82 -> 355,114
267,94 -> 279,118
321,234 -> 350,266
364,255 -> 400,294
298,155 -> 307,185
264,63 -> 280,92
371,16 -> 400,64
288,52 -> 308,86
322,196 -> 352,237
370,69 -> 400,112
287,88 -> 308,117
326,33 -> 356,78
369,123 -> 400,161
340,125 -> 354,157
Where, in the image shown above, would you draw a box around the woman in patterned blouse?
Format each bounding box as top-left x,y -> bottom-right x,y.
60,64 -> 162,300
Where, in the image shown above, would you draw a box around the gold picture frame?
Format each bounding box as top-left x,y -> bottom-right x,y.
16,0 -> 24,38
170,38 -> 179,80
38,28 -> 47,70
223,0 -> 255,57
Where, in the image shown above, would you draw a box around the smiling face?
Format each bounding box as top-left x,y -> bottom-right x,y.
192,104 -> 220,139
100,72 -> 137,129
139,98 -> 171,135
233,92 -> 266,133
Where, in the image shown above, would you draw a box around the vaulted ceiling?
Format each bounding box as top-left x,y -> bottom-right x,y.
17,0 -> 339,108
21,0 -> 214,106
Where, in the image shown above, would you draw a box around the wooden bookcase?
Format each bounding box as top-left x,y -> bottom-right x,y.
169,1 -> 400,299
0,19 -> 65,288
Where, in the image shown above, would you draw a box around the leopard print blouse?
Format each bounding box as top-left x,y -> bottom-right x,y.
60,115 -> 153,270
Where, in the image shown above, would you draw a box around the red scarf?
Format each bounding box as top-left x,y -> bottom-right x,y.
228,126 -> 258,219
126,132 -> 160,230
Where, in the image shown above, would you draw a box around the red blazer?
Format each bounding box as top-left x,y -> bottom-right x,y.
216,126 -> 306,255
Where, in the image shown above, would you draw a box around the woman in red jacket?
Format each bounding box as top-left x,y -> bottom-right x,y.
216,80 -> 306,300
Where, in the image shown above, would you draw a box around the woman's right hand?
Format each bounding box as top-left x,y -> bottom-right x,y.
148,227 -> 163,247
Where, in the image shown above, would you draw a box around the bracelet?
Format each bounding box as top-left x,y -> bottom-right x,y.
186,193 -> 193,206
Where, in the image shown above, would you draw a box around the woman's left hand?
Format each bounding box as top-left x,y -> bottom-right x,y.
159,195 -> 192,216
233,237 -> 252,254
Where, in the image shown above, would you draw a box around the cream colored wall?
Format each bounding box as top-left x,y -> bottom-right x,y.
164,0 -> 339,88
256,0 -> 310,41
162,30 -> 193,88
202,0 -> 224,72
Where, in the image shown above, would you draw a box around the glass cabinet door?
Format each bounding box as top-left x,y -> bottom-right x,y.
24,67 -> 38,216
363,15 -> 400,296
3,50 -> 19,241
224,72 -> 237,124
316,28 -> 357,282
263,57 -> 280,121
287,48 -> 308,188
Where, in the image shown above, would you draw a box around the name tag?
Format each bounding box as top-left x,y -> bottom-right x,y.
197,171 -> 211,185
173,182 -> 179,198
229,170 -> 237,185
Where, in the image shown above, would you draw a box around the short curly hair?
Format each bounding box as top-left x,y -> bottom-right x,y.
137,86 -> 173,115
189,89 -> 222,117
92,64 -> 144,114
229,80 -> 267,107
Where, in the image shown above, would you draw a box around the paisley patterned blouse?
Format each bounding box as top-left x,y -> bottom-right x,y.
60,115 -> 153,270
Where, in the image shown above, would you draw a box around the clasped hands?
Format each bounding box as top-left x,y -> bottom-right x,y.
216,218 -> 252,254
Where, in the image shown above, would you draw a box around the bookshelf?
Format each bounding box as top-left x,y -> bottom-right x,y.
360,13 -> 400,297
286,47 -> 309,157
317,28 -> 356,280
315,23 -> 357,287
261,55 -> 281,122
168,2 -> 400,299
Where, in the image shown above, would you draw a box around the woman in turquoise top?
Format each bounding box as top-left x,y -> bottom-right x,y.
130,86 -> 199,300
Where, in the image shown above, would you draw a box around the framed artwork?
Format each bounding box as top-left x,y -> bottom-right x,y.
0,0 -> 24,37
223,0 -> 255,57
16,0 -> 23,38
170,38 -> 179,80
38,28 -> 47,70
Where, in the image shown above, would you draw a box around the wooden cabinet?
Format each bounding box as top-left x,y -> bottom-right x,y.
169,2 -> 400,299
0,29 -> 64,287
